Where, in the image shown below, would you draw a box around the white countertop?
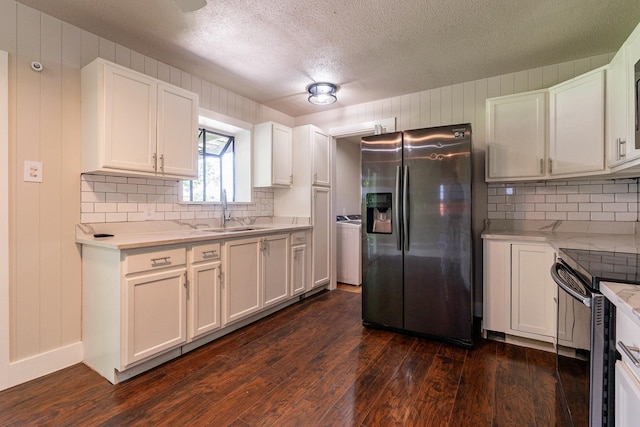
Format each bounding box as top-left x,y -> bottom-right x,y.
75,219 -> 312,250
482,219 -> 640,253
601,282 -> 640,330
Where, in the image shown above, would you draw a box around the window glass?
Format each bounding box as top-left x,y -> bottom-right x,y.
181,128 -> 234,202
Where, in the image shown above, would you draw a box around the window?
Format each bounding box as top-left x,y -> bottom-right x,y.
181,128 -> 234,202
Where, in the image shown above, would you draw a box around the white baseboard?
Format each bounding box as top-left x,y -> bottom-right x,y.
0,341 -> 83,391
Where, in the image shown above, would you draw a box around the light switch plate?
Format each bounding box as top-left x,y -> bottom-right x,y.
24,161 -> 43,183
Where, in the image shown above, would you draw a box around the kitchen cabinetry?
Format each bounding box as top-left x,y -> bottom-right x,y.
262,234 -> 290,308
223,237 -> 262,325
81,58 -> 199,179
616,307 -> 640,426
189,242 -> 221,340
483,239 -> 556,345
82,244 -> 188,382
312,187 -> 331,288
548,68 -> 605,176
607,48 -> 634,166
486,91 -> 546,181
223,233 -> 290,325
486,68 -> 606,181
290,231 -> 307,296
254,121 -> 293,187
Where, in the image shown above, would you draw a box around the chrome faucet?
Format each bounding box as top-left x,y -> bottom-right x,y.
221,189 -> 228,228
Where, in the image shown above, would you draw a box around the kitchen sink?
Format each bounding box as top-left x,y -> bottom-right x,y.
200,226 -> 258,233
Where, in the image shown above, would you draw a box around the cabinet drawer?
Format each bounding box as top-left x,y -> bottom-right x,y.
192,242 -> 221,262
125,246 -> 186,275
617,308 -> 640,380
291,231 -> 306,245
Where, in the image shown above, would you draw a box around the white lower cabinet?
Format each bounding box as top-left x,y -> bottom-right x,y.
223,237 -> 262,325
262,234 -> 290,308
290,231 -> 308,296
482,239 -> 556,344
615,306 -> 640,426
222,233 -> 291,325
312,186 -> 331,289
189,242 -> 222,340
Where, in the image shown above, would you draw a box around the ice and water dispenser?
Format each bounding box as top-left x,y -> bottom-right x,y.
365,192 -> 392,234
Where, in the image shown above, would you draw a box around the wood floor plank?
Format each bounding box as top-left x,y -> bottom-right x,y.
404,355 -> 465,426
0,290 -> 572,427
494,342 -> 537,426
447,337 -> 497,426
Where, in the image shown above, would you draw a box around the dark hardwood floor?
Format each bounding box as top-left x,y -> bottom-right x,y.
0,289 -> 568,426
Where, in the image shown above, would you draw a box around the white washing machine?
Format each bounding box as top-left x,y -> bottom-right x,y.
336,215 -> 361,286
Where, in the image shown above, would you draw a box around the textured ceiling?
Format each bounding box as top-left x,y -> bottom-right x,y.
15,0 -> 640,118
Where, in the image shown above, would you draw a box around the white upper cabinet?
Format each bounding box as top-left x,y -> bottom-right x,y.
486,91 -> 546,181
253,121 -> 293,188
548,67 -> 605,177
310,126 -> 331,187
82,58 -> 199,179
607,48 -> 632,166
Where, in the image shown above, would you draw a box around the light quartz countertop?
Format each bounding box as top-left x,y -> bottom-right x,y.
482,219 -> 640,253
483,219 -> 640,327
601,282 -> 640,330
75,218 -> 312,250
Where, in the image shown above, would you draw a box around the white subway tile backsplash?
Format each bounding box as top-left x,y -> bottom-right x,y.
488,178 -> 639,222
81,174 -> 276,224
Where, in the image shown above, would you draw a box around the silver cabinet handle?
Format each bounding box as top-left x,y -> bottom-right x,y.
160,154 -> 165,173
619,341 -> 640,367
620,139 -> 627,159
539,158 -> 544,175
548,158 -> 553,174
150,256 -> 171,264
202,250 -> 218,258
153,153 -> 158,171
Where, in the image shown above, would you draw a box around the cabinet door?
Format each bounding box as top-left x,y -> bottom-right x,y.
510,243 -> 556,341
623,23 -> 640,164
272,123 -> 293,186
549,68 -> 605,176
312,126 -> 331,186
262,234 -> 290,307
312,187 -> 331,288
482,239 -> 511,334
616,362 -> 640,427
157,83 -> 199,178
291,244 -> 306,296
103,64 -> 157,173
253,122 -> 292,187
124,269 -> 187,365
223,237 -> 261,325
607,48 -> 632,166
189,261 -> 221,340
486,91 -> 546,181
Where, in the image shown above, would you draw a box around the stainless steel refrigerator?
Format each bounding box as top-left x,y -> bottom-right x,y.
361,124 -> 473,347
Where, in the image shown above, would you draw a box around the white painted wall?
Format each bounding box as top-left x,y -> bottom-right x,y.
335,139 -> 361,216
0,0 -> 294,390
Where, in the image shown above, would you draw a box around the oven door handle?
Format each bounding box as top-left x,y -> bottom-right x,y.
550,262 -> 592,307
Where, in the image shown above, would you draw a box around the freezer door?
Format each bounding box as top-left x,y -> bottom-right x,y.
361,132 -> 403,330
402,125 -> 473,346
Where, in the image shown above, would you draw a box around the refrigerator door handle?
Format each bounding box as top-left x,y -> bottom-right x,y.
403,165 -> 409,251
395,165 -> 401,250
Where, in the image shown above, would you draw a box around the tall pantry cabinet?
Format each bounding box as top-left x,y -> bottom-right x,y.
274,124 -> 332,290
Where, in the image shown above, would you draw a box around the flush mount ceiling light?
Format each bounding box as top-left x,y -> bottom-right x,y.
307,82 -> 337,105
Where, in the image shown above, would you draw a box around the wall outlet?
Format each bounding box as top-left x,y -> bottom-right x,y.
143,205 -> 155,220
24,161 -> 43,183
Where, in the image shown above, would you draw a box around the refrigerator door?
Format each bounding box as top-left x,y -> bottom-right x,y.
402,125 -> 473,346
361,132 -> 403,330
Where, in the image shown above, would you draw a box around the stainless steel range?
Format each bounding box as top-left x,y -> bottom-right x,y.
550,248 -> 635,426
